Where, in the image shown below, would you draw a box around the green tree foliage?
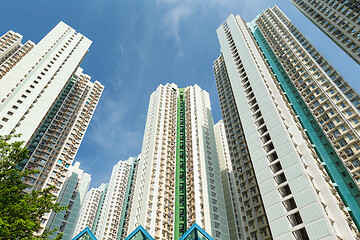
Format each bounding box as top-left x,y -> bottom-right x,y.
0,135 -> 65,239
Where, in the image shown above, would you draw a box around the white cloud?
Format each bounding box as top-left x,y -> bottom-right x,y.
116,44 -> 125,56
87,77 -> 143,155
162,5 -> 192,45
91,0 -> 105,17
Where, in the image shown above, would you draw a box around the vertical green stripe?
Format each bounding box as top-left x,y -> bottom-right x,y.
174,88 -> 187,239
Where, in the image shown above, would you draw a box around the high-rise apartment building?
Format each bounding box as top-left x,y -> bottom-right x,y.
290,0 -> 360,65
214,120 -> 242,240
95,158 -> 138,240
90,183 -> 108,235
74,158 -> 138,240
0,22 -> 103,230
213,53 -> 273,240
74,184 -> 106,236
45,162 -> 91,239
117,157 -> 139,240
127,84 -> 229,240
214,7 -> 359,239
253,5 -> 360,228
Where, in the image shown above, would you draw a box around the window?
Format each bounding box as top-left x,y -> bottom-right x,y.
282,197 -> 297,211
267,152 -> 278,162
333,130 -> 341,138
292,228 -> 309,240
274,173 -> 287,185
339,138 -> 347,147
270,162 -> 282,173
351,159 -> 360,168
327,122 -> 335,129
213,206 -> 218,212
353,144 -> 360,151
288,212 -> 303,226
345,148 -> 354,157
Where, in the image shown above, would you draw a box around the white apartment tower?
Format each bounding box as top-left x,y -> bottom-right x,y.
214,53 -> 273,240
214,11 -> 358,239
290,0 -> 360,65
74,186 -> 105,236
0,22 -> 103,230
255,6 -> 360,184
214,120 -> 242,240
95,158 -> 135,240
253,6 -> 360,229
128,84 -> 229,240
74,157 -> 138,240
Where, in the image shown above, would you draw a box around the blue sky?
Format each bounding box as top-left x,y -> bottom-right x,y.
2,0 -> 360,188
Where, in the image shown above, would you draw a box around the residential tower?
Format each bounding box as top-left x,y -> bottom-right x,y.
127,84 -> 229,240
214,8 -> 359,239
0,22 -> 103,230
